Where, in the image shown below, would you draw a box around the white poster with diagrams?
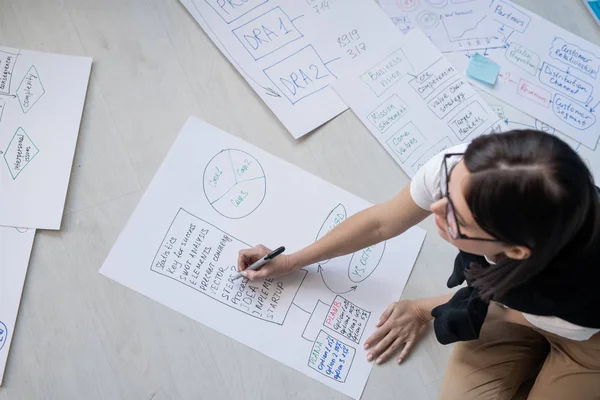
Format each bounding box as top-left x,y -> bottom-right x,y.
446,0 -> 600,150
100,116 -> 426,399
332,29 -> 502,178
0,226 -> 35,385
475,88 -> 600,184
0,47 -> 91,229
378,0 -> 504,52
179,0 -> 402,138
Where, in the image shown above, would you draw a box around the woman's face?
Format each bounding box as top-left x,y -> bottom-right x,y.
430,160 -> 509,257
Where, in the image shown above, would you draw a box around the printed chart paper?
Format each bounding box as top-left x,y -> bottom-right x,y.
475,88 -> 600,184
0,46 -> 92,229
446,0 -> 600,149
378,0 -> 504,52
0,226 -> 35,385
100,117 -> 426,399
332,29 -> 502,178
179,0 -> 401,138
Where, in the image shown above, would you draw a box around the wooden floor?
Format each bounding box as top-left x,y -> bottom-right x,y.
0,0 -> 598,399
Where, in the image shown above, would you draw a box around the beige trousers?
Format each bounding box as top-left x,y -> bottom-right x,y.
439,321 -> 600,400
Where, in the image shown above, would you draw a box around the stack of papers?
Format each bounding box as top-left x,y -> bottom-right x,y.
0,46 -> 91,384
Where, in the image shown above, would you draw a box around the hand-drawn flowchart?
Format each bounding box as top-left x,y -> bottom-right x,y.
475,88 -> 600,184
378,0 -> 504,52
100,117 -> 426,399
179,0 -> 402,138
0,46 -> 91,229
0,226 -> 35,385
446,0 -> 600,150
332,29 -> 502,178
151,203 -> 385,384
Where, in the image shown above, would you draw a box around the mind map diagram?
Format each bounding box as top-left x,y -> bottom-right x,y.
149,149 -> 391,383
476,88 -> 600,182
449,0 -> 600,149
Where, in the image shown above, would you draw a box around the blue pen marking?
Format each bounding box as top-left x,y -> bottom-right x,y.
308,330 -> 356,383
263,45 -> 336,105
491,0 -> 531,33
538,62 -> 593,104
552,93 -> 596,130
203,0 -> 269,24
0,321 -> 7,351
549,37 -> 600,79
231,7 -> 304,61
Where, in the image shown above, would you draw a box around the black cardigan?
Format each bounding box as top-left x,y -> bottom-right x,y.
431,246 -> 600,344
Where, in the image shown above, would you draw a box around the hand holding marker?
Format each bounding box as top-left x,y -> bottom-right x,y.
232,246 -> 286,281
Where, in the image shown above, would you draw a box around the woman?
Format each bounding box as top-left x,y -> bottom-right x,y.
238,130 -> 600,399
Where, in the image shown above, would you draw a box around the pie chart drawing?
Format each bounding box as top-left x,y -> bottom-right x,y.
203,149 -> 267,219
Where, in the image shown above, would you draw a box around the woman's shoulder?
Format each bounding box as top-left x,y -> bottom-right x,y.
414,142 -> 469,180
410,142 -> 470,210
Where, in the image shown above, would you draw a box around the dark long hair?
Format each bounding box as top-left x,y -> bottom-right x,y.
463,130 -> 600,301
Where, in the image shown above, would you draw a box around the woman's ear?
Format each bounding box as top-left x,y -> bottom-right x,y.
504,245 -> 531,260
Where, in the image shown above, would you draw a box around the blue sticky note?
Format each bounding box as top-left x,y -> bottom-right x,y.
467,53 -> 501,85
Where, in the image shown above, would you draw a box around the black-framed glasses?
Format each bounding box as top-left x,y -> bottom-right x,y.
442,153 -> 499,242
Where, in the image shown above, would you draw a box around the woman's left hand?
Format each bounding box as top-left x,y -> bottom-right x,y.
364,299 -> 431,364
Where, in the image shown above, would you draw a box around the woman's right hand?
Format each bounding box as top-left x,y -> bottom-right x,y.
237,245 -> 295,280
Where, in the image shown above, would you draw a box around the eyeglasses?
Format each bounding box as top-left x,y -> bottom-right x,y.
442,153 -> 499,242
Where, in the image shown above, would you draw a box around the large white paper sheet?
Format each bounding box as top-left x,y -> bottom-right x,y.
332,29 -> 502,178
475,88 -> 600,184
179,0 -> 401,138
446,0 -> 600,150
100,116 -> 426,399
378,0 -> 504,52
0,47 -> 91,229
0,226 -> 35,385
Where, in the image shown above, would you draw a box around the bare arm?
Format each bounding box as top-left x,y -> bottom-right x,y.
288,183 -> 431,269
239,183 -> 431,279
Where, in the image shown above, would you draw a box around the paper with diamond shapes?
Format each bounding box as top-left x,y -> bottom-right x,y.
0,47 -> 91,229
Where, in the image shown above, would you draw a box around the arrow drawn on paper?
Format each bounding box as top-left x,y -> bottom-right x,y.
318,265 -> 357,295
